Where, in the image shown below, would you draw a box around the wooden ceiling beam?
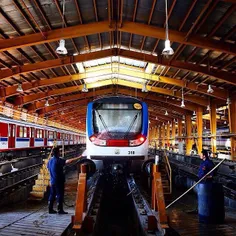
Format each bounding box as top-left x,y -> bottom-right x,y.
118,88 -> 199,111
118,49 -> 236,85
120,21 -> 236,56
1,49 -> 235,85
33,85 -> 199,117
14,78 -> 208,107
39,99 -> 89,116
28,88 -> 114,111
0,49 -> 114,80
0,21 -> 111,52
2,64 -> 227,100
0,20 -> 235,56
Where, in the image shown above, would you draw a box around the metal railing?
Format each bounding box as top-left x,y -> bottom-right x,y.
163,150 -> 172,194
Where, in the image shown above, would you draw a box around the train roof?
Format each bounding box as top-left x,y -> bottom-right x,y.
91,96 -> 144,104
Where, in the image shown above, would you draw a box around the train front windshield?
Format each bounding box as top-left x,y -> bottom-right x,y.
93,103 -> 142,140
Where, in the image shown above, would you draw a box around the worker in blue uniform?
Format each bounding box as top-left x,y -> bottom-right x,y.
187,149 -> 215,214
198,149 -> 215,180
47,147 -> 82,214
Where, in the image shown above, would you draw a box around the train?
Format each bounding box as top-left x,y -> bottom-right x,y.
202,126 -> 231,151
86,96 -> 149,162
0,116 -> 85,152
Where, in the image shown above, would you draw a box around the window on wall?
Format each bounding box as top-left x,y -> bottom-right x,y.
44,130 -> 47,138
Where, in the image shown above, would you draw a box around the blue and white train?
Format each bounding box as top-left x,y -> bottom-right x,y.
0,116 -> 85,151
86,96 -> 149,161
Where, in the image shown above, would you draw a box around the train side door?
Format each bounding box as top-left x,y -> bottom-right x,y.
30,127 -> 34,147
44,130 -> 48,146
8,124 -> 16,148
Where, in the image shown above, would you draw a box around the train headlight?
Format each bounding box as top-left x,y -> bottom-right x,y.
89,135 -> 106,146
129,135 -> 146,146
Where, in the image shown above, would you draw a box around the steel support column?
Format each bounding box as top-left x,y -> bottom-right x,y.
167,123 -> 170,150
228,96 -> 236,160
186,114 -> 193,155
196,107 -> 203,154
210,101 -> 217,157
171,120 -> 176,150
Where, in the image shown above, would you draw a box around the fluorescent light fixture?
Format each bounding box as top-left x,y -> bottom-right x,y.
76,62 -> 85,73
82,83 -> 88,92
56,39 -> 68,55
16,83 -> 23,93
207,84 -> 214,93
145,63 -> 155,74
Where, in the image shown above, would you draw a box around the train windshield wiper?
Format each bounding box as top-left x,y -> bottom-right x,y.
124,111 -> 140,139
95,110 -> 112,138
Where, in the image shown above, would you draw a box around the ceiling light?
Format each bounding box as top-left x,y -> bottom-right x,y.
82,83 -> 88,92
180,87 -> 185,108
56,39 -> 68,55
155,116 -> 158,120
207,105 -> 210,111
45,99 -> 49,107
141,82 -> 148,92
165,110 -> 168,116
226,97 -> 231,105
162,0 -> 174,56
207,84 -> 214,93
16,83 -> 23,93
224,120 -> 227,125
193,110 -> 196,116
162,39 -> 174,56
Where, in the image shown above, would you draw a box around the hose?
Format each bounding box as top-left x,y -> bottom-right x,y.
166,158 -> 226,209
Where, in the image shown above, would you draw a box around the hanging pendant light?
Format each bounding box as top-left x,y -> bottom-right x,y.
82,83 -> 88,92
180,87 -> 185,108
207,105 -> 210,111
193,110 -> 196,116
226,97 -> 231,105
207,84 -> 214,93
16,83 -> 23,93
56,0 -> 67,55
162,0 -> 174,56
45,99 -> 49,107
165,110 -> 168,116
56,39 -> 68,55
141,82 -> 148,92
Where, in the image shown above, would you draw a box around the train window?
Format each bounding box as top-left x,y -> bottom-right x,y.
24,127 -> 27,137
19,126 -> 23,137
93,106 -> 142,139
40,130 -> 43,138
12,125 -> 15,137
54,132 -> 57,139
45,130 -> 47,138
